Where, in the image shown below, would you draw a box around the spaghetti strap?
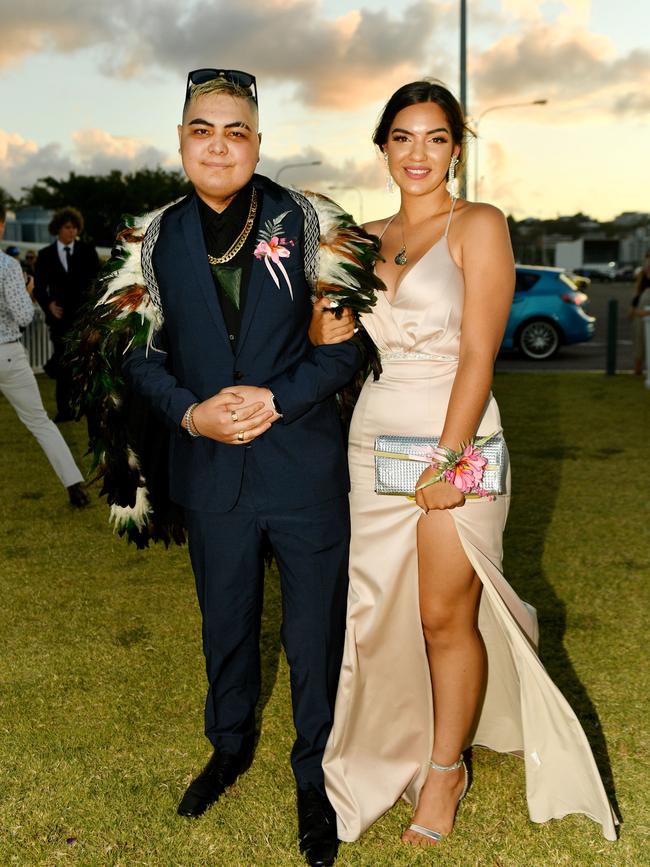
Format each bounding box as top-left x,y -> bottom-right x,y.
444,198 -> 457,237
378,215 -> 397,240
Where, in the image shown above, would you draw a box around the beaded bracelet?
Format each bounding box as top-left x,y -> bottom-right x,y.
183,403 -> 201,438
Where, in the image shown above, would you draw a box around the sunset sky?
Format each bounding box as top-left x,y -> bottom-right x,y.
1,0 -> 648,225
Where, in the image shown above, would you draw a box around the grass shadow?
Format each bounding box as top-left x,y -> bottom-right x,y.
498,374 -> 620,820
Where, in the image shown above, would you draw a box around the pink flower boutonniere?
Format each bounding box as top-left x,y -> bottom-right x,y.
254,211 -> 296,299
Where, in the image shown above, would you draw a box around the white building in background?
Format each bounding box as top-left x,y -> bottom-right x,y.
554,236 -> 620,276
554,239 -> 584,271
620,225 -> 650,265
3,206 -> 53,249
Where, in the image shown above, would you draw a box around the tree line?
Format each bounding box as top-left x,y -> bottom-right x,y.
1,168 -> 192,247
3,169 -> 644,252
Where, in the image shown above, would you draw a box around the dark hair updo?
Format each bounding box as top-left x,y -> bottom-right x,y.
373,80 -> 473,171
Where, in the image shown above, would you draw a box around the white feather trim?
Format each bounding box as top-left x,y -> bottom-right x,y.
94,203 -> 171,333
318,247 -> 359,290
109,483 -> 151,532
299,190 -> 344,237
126,447 -> 141,470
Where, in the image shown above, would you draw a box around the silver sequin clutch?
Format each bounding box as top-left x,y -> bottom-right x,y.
374,433 -> 508,497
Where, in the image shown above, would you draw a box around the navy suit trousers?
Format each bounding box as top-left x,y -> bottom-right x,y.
184,450 -> 349,791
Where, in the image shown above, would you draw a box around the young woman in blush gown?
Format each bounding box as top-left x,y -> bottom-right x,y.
321,81 -> 617,847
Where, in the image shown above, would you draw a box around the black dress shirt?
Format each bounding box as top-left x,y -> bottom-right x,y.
196,182 -> 261,348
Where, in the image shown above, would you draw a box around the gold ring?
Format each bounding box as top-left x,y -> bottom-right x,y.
231,410 -> 239,423
237,430 -> 245,442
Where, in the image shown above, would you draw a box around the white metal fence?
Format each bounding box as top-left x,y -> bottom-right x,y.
22,307 -> 53,373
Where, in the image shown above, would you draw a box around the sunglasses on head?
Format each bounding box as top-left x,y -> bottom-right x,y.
185,68 -> 258,104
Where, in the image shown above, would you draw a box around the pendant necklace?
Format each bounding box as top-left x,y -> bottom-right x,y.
393,196 -> 451,267
207,187 -> 258,265
394,230 -> 408,266
393,212 -> 409,266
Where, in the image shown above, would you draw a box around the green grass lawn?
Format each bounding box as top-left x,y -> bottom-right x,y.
0,373 -> 648,866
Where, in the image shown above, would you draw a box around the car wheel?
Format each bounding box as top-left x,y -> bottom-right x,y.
518,319 -> 561,360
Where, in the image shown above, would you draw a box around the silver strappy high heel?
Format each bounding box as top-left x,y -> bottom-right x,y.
406,754 -> 469,844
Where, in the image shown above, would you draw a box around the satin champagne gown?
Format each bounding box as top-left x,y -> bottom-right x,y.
322,202 -> 617,842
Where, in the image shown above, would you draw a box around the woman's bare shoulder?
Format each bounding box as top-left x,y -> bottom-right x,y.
454,202 -> 509,246
456,201 -> 507,229
362,216 -> 394,237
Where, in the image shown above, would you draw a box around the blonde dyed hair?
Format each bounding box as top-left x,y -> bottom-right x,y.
183,78 -> 258,120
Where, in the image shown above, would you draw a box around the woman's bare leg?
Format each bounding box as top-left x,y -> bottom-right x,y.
402,508 -> 486,846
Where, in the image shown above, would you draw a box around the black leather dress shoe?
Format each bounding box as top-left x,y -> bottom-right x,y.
177,748 -> 253,818
67,483 -> 90,508
297,786 -> 339,867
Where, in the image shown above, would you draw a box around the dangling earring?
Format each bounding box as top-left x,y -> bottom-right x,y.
446,155 -> 460,199
384,152 -> 395,193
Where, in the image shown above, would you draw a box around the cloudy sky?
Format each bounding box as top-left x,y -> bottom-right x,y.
1,0 -> 648,223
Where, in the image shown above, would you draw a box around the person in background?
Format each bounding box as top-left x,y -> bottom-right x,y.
21,265 -> 34,298
33,207 -> 100,422
8,251 -> 36,297
630,254 -> 650,375
0,204 -> 89,507
22,249 -> 37,277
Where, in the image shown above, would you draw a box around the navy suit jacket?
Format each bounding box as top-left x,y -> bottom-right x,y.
123,175 -> 361,514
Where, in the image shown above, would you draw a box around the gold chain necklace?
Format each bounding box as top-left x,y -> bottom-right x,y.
207,187 -> 258,265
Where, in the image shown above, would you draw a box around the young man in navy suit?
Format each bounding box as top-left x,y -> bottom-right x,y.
122,71 -> 357,866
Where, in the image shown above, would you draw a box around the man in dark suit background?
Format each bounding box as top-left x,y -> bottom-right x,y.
34,207 -> 100,422
122,70 -> 358,866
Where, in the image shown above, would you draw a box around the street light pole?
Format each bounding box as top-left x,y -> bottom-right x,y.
328,185 -> 363,223
459,0 -> 467,198
473,100 -> 547,201
460,0 -> 467,113
275,160 -> 322,184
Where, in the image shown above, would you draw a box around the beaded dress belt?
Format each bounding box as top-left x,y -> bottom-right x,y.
380,351 -> 457,362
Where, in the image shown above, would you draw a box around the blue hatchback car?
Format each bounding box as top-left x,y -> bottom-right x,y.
501,266 -> 596,360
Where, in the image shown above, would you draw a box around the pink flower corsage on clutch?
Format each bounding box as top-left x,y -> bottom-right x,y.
418,440 -> 495,499
373,432 -> 507,499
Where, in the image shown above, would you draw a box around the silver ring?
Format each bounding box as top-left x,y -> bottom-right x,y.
231,410 -> 239,423
237,430 -> 245,442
